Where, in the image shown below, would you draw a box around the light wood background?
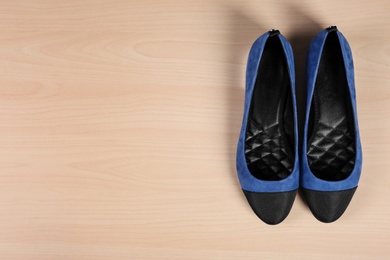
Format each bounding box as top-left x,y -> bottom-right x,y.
0,0 -> 389,259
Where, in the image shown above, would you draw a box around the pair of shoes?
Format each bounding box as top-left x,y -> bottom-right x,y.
236,26 -> 362,224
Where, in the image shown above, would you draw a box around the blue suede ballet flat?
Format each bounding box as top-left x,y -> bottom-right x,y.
236,30 -> 299,225
301,26 -> 363,223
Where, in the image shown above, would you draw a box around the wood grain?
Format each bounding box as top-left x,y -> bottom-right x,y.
0,0 -> 389,259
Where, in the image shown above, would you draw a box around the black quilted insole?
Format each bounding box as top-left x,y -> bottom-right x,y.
307,32 -> 356,181
245,35 -> 294,181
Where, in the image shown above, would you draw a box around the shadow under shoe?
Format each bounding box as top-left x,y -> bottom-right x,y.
243,189 -> 297,225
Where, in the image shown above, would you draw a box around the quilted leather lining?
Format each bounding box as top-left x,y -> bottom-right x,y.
245,35 -> 295,181
307,32 -> 356,181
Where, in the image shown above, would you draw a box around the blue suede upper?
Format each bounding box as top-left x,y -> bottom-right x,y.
236,32 -> 299,193
301,29 -> 363,191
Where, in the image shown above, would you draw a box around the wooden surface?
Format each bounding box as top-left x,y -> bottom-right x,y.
0,0 -> 389,259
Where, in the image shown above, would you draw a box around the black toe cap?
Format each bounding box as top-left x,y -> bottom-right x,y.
302,187 -> 357,223
243,189 -> 297,225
